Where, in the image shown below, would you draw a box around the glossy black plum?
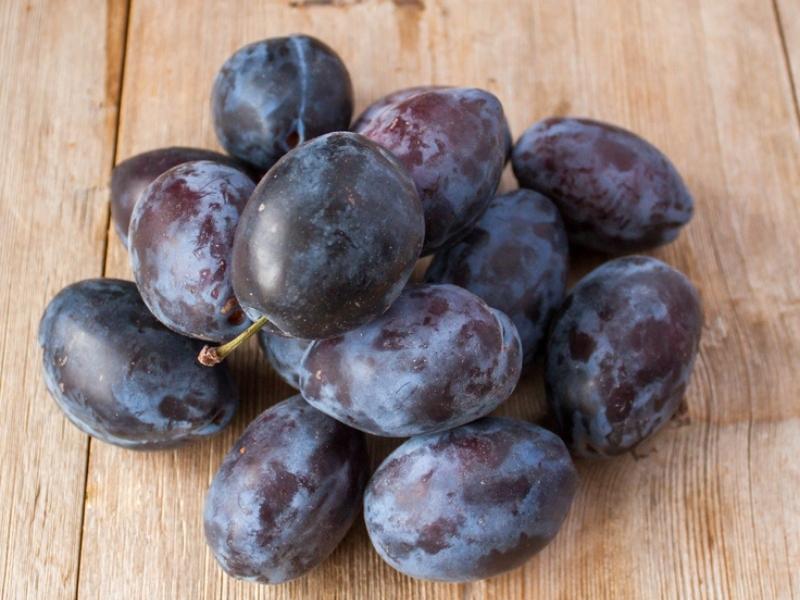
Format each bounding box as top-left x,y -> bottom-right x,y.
299,284 -> 522,437
232,132 -> 424,339
129,160 -> 254,342
512,117 -> 694,253
212,35 -> 353,171
353,87 -> 510,254
546,256 -> 703,457
204,395 -> 368,584
110,147 -> 249,248
427,189 -> 568,362
257,331 -> 312,389
364,417 -> 578,582
38,279 -> 237,449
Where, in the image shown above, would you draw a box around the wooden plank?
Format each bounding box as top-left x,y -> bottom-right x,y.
776,0 -> 800,119
77,0 -> 800,599
0,0 -> 128,598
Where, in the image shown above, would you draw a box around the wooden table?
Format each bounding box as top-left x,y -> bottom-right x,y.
2,1 -> 799,598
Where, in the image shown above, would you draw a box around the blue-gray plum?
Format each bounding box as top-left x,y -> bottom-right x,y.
546,256 -> 703,457
426,189 -> 568,362
110,147 -> 253,248
232,132 -> 424,340
364,417 -> 577,581
257,331 -> 312,389
204,395 -> 367,583
212,35 -> 353,171
512,118 -> 694,253
299,284 -> 522,437
353,87 -> 510,254
129,160 -> 254,342
38,279 -> 237,449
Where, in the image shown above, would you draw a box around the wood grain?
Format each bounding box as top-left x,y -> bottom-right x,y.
0,1 -> 128,598
775,0 -> 800,118
1,0 -> 798,598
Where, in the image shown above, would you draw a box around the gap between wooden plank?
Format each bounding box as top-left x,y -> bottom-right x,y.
772,0 -> 800,129
73,1 -> 133,598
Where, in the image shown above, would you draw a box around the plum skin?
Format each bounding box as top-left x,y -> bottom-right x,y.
364,417 -> 578,582
350,86 -> 444,132
212,35 -> 353,171
426,189 -> 568,363
203,395 -> 368,584
232,131 -> 424,339
353,86 -> 511,254
110,146 -> 251,248
299,284 -> 522,437
257,331 -> 312,390
37,279 -> 237,449
546,256 -> 703,457
129,160 -> 254,342
512,117 -> 694,253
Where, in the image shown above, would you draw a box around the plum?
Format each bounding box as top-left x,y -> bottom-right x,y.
546,256 -> 703,457
38,279 -> 237,449
364,417 -> 577,581
512,117 -> 694,252
204,395 -> 367,583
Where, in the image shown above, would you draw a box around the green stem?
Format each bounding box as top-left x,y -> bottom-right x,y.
198,316 -> 269,367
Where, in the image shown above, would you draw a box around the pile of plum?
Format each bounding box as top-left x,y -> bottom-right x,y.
38,35 -> 703,584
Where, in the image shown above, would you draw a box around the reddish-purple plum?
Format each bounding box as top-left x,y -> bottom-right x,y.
204,395 -> 368,583
512,118 -> 694,252
110,147 -> 250,248
232,132 -> 424,339
299,284 -> 522,437
364,417 -> 577,581
353,87 -> 510,254
257,331 -> 312,389
38,279 -> 237,449
546,256 -> 703,457
427,189 -> 568,362
212,35 -> 353,171
129,160 -> 254,342
351,86 -> 443,131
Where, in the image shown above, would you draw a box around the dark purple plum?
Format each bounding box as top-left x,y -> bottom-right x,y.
204,395 -> 368,584
37,279 -> 237,449
110,147 -> 252,248
353,87 -> 513,159
427,189 -> 568,363
512,118 -> 694,253
129,160 -> 254,342
257,331 -> 312,389
232,132 -> 424,339
546,256 -> 703,457
364,417 -> 577,582
350,86 -> 443,131
212,35 -> 353,171
353,87 -> 510,254
299,284 -> 522,437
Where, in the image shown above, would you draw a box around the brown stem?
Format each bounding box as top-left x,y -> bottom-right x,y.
198,316 -> 270,367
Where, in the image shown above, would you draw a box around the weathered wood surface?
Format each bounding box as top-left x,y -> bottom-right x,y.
0,1 -> 127,598
1,1 -> 799,599
776,0 -> 800,115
